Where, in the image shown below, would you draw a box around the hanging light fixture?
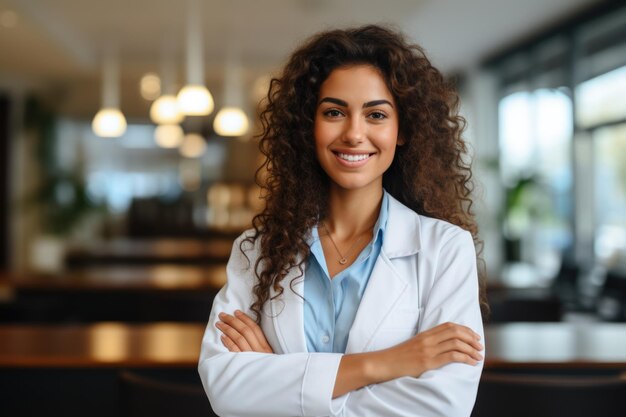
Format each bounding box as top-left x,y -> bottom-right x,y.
177,0 -> 213,116
213,57 -> 249,137
140,72 -> 161,101
154,124 -> 184,148
179,133 -> 207,158
214,107 -> 249,137
92,47 -> 127,137
151,41 -> 184,125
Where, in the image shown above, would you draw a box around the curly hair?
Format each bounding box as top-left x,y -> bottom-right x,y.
244,24 -> 488,322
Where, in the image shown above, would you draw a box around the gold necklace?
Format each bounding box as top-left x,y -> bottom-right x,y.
321,222 -> 372,265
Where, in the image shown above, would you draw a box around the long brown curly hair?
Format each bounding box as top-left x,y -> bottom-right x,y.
244,24 -> 488,322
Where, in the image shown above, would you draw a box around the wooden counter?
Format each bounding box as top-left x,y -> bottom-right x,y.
4,264 -> 227,291
2,322 -> 626,370
0,322 -> 204,368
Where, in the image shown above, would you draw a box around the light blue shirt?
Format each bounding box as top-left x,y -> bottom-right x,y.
303,191 -> 389,353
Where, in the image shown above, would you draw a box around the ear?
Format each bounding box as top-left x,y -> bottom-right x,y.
397,135 -> 406,146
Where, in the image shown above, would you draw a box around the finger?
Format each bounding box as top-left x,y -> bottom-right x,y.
216,321 -> 253,351
427,323 -> 483,350
220,334 -> 241,352
234,310 -> 273,352
437,339 -> 484,361
425,322 -> 481,340
435,350 -> 479,368
219,313 -> 265,352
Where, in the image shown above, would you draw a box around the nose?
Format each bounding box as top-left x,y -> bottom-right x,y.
342,116 -> 365,145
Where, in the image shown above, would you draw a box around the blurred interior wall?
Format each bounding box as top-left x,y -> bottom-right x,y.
0,94 -> 10,270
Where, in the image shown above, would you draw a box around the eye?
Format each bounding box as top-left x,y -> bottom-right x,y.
368,111 -> 387,120
323,108 -> 344,118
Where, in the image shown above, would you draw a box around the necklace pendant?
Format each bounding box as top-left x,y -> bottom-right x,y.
339,258 -> 347,265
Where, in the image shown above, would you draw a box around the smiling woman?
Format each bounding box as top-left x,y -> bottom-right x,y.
198,25 -> 486,417
314,65 -> 400,194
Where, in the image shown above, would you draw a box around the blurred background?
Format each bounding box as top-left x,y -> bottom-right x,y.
1,0 -> 626,416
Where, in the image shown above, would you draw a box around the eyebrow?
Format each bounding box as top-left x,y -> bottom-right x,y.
318,97 -> 394,109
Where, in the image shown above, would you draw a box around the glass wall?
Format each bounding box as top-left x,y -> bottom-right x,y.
490,3 -> 626,288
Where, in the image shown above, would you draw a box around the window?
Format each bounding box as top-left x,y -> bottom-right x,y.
489,3 -> 626,286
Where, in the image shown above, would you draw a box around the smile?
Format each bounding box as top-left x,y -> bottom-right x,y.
335,152 -> 372,162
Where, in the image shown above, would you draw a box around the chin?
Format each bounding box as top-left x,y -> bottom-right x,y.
328,177 -> 382,193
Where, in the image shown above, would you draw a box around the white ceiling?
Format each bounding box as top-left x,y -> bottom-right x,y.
0,0 -> 602,118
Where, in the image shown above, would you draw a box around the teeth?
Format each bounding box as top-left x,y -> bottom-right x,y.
337,153 -> 370,162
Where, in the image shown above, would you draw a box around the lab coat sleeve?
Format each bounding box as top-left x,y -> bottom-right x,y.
198,233 -> 343,417
335,229 -> 484,417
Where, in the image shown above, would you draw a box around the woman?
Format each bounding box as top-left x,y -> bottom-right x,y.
199,25 -> 487,417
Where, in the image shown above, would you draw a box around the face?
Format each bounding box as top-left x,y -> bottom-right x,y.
314,65 -> 400,194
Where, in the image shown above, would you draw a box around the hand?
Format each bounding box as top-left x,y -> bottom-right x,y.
216,310 -> 274,354
373,322 -> 483,381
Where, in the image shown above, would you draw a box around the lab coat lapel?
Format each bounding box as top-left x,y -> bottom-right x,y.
269,265 -> 308,353
345,252 -> 407,353
345,194 -> 422,353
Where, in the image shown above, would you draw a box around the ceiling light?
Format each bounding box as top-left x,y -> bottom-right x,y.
177,0 -> 213,116
214,107 -> 249,137
154,124 -> 184,148
92,47 -> 127,138
213,58 -> 249,137
179,133 -> 206,158
140,72 -> 161,101
150,95 -> 183,124
177,85 -> 213,116
92,108 -> 127,138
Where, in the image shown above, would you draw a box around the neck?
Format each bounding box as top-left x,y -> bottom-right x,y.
324,183 -> 383,239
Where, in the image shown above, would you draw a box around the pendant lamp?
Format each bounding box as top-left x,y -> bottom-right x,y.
92,47 -> 127,137
213,58 -> 249,137
151,41 -> 183,125
177,0 -> 213,116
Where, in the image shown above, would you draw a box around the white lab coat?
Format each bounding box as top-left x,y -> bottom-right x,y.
198,194 -> 484,417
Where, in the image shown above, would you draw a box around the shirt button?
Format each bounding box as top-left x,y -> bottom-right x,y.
321,335 -> 330,344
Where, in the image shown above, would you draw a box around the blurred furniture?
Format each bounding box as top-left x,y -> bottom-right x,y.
2,322 -> 626,416
488,295 -> 563,322
598,270 -> 626,321
550,260 -> 581,310
1,265 -> 225,323
119,371 -> 217,417
0,322 -> 207,417
484,323 -> 626,370
0,322 -> 203,367
65,238 -> 234,266
471,372 -> 626,417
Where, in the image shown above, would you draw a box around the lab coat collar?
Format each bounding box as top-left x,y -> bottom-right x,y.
382,193 -> 422,258
269,194 -> 422,354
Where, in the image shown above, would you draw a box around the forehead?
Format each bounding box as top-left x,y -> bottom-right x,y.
318,65 -> 394,101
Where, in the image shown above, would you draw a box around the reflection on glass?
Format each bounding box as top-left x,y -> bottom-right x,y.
594,123 -> 626,271
576,65 -> 626,128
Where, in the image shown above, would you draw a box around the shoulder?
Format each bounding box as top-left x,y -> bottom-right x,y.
418,214 -> 471,244
225,229 -> 262,282
386,193 -> 472,252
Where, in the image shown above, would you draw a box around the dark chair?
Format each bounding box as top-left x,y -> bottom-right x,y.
471,372 -> 626,417
598,270 -> 626,321
118,371 -> 218,417
487,294 -> 563,322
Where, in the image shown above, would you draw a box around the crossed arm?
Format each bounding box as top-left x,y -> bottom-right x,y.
216,310 -> 483,398
200,229 -> 484,416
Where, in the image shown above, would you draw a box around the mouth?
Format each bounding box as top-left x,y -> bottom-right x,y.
333,152 -> 374,162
